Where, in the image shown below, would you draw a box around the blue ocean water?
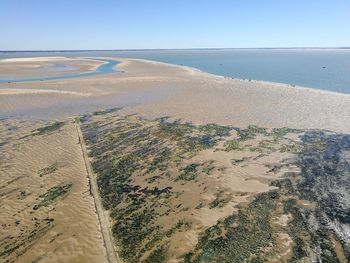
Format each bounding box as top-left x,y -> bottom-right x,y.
1,49 -> 350,94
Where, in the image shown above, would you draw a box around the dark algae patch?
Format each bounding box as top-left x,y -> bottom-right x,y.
31,121 -> 65,136
176,164 -> 199,181
33,183 -> 72,210
81,113 -> 231,262
188,130 -> 350,262
81,111 -> 350,262
38,163 -> 58,177
185,192 -> 277,262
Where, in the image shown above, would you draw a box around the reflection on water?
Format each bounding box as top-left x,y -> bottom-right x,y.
0,85 -> 176,120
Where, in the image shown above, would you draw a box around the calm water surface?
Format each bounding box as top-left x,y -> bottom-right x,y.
1,49 -> 350,94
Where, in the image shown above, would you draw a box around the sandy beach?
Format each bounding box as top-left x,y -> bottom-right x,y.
1,57 -> 350,132
1,57 -> 350,262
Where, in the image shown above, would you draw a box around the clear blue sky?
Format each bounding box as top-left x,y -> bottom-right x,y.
1,0 -> 349,50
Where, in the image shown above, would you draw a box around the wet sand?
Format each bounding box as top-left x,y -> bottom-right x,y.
1,58 -> 350,132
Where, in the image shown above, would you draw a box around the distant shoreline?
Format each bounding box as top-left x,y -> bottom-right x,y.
1,56 -> 350,98
1,49 -> 349,94
1,47 -> 350,53
125,57 -> 350,98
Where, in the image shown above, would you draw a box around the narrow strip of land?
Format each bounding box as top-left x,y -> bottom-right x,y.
75,123 -> 120,263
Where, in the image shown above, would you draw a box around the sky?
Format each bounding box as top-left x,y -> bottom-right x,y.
0,0 -> 349,50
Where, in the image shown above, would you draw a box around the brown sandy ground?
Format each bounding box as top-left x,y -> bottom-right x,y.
0,118 -> 107,263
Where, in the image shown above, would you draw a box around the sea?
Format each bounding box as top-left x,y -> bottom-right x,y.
1,49 -> 350,94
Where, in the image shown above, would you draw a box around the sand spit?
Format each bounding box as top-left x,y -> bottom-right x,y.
0,57 -> 70,63
0,119 -> 107,263
0,88 -> 94,96
0,57 -> 104,79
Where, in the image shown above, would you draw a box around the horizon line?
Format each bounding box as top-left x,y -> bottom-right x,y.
1,47 -> 350,53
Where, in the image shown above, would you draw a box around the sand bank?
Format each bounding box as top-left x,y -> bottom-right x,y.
0,57 -> 70,63
0,88 -> 94,96
0,57 -> 104,79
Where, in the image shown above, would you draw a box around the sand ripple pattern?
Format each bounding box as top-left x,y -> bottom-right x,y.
0,119 -> 107,263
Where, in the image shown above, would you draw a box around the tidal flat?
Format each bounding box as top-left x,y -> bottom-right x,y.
1,57 -> 350,262
81,110 -> 350,262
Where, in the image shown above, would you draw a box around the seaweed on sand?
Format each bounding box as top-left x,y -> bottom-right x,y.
81,112 -> 350,262
185,192 -> 277,263
33,183 -> 72,210
176,164 -> 199,181
38,163 -> 58,177
224,140 -> 243,151
31,122 -> 65,136
235,125 -> 267,141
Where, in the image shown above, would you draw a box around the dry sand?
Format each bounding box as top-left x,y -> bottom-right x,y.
0,120 -> 107,263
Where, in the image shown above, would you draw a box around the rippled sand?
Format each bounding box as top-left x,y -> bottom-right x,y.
0,120 -> 107,262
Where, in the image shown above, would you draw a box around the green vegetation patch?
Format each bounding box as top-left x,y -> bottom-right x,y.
144,245 -> 168,263
224,140 -> 243,151
93,107 -> 121,115
209,192 -> 231,209
33,183 -> 72,210
176,164 -> 199,181
199,123 -> 232,137
185,191 -> 277,262
269,127 -> 291,140
236,125 -> 267,141
38,163 -> 58,177
31,121 -> 65,136
158,119 -> 195,138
